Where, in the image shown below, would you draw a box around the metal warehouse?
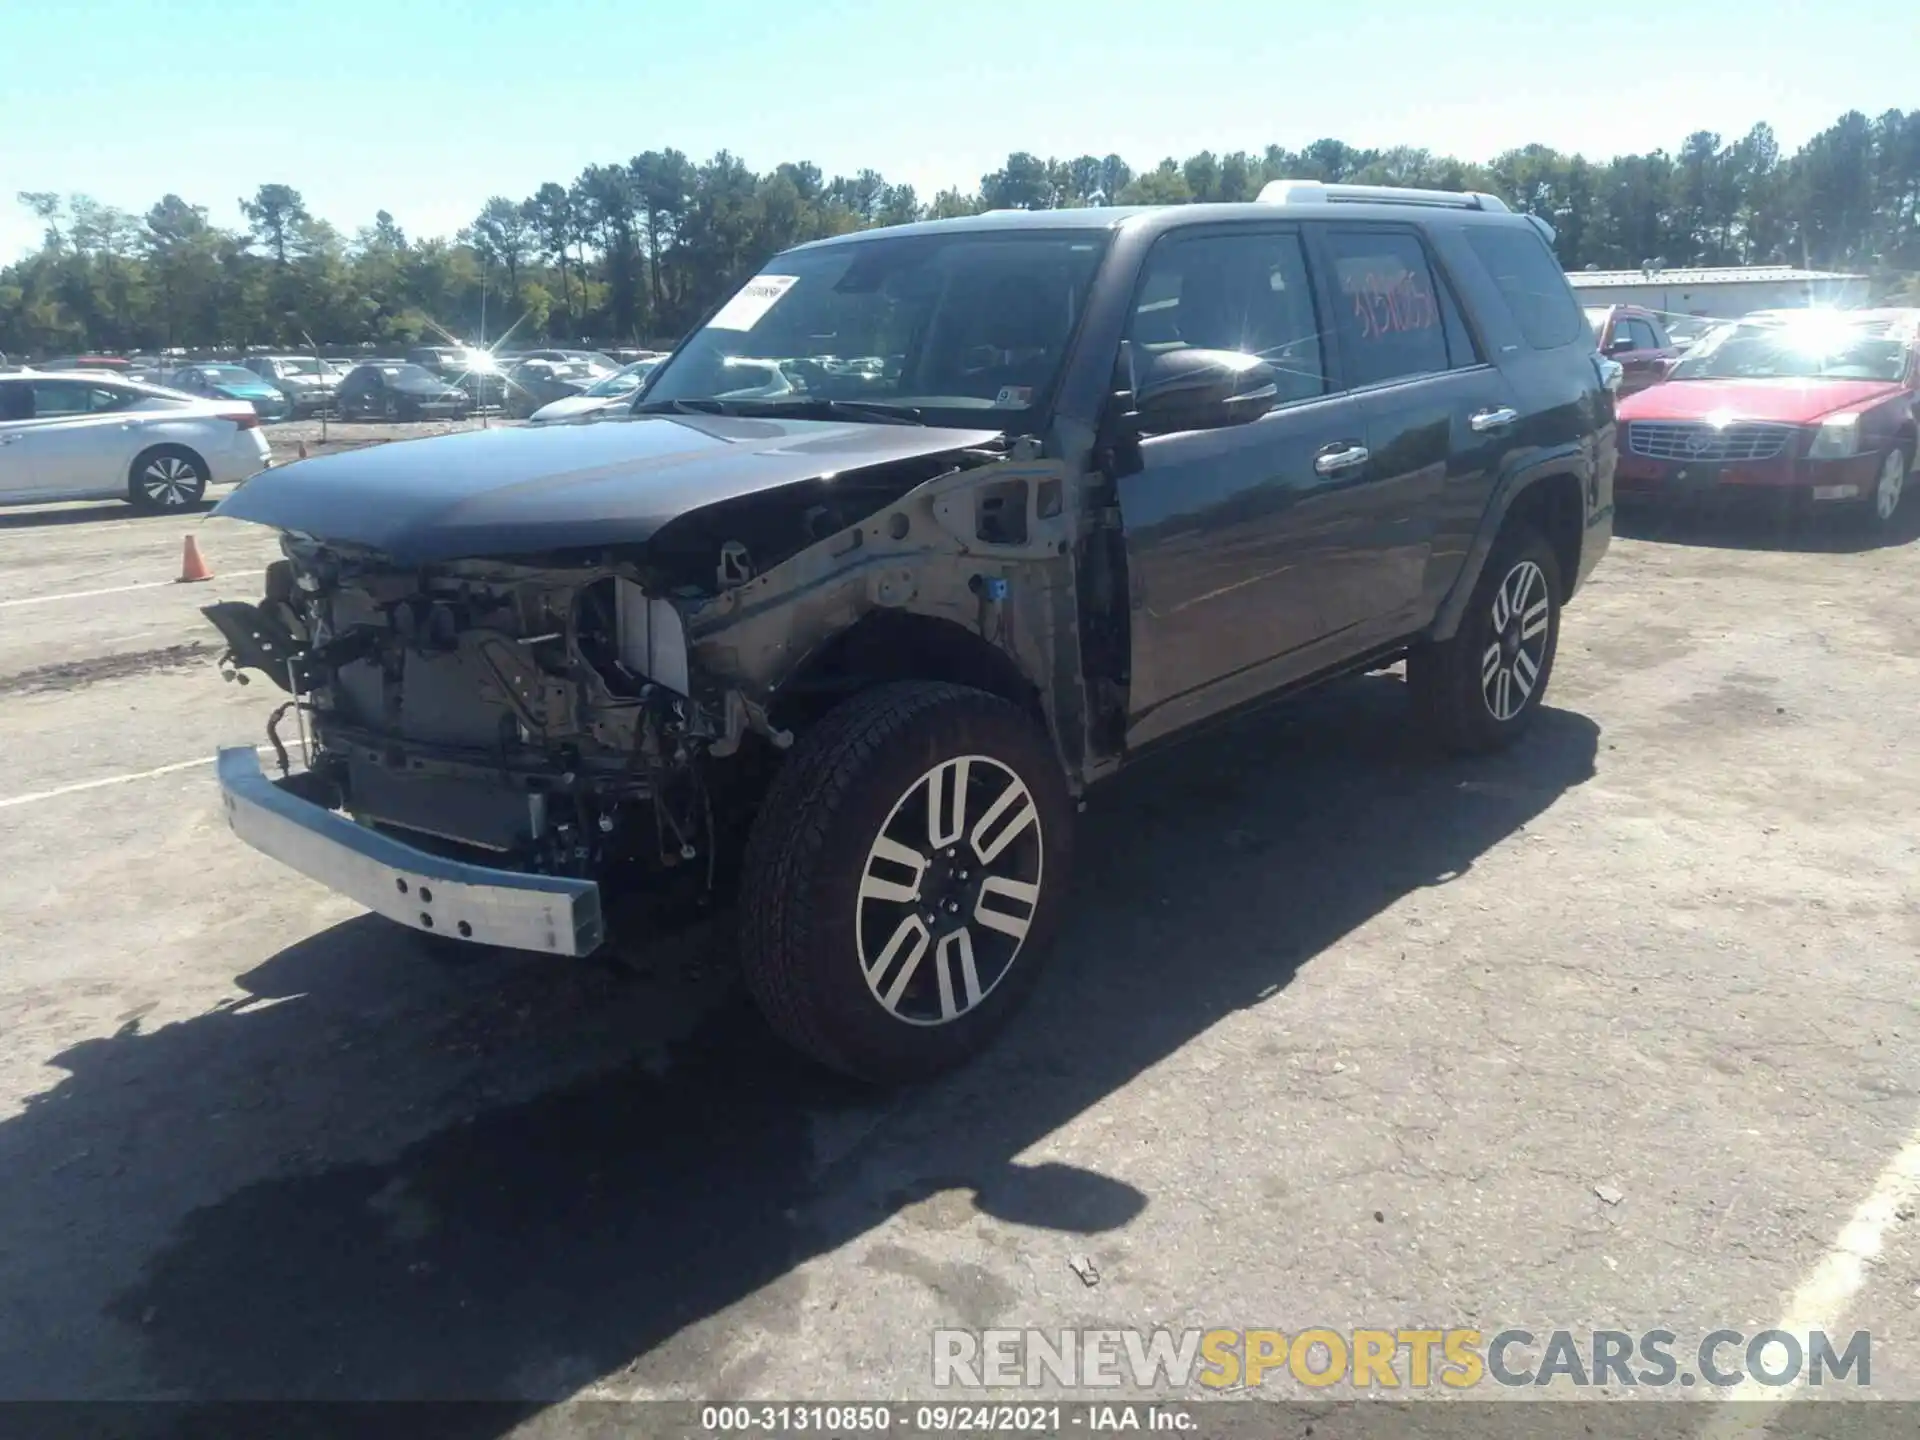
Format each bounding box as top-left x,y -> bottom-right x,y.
1566,265 -> 1870,321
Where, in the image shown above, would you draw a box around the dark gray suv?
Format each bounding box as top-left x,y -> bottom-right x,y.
203,181 -> 1615,1082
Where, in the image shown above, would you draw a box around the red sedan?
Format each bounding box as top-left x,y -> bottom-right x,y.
1615,309 -> 1920,531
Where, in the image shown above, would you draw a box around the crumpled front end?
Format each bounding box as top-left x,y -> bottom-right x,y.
202,428 -> 1096,953
203,539 -> 748,945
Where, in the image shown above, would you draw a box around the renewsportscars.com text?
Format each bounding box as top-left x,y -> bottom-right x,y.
932,1327 -> 1871,1391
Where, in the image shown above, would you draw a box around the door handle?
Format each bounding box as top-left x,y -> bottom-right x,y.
1470,407 -> 1518,433
0,434 -> 19,446
1314,444 -> 1369,476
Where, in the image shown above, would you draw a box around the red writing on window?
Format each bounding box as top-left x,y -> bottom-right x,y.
1344,267 -> 1437,340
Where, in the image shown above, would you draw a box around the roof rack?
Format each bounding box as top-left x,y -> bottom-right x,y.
1256,179 -> 1513,213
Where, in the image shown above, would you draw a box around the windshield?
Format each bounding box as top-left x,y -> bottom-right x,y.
202,365 -> 264,385
274,358 -> 328,376
1669,318 -> 1909,383
642,230 -> 1110,428
586,358 -> 659,397
382,364 -> 440,383
524,360 -> 599,382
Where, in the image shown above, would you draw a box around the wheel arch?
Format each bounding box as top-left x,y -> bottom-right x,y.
1430,460 -> 1587,643
768,609 -> 1049,739
126,440 -> 210,498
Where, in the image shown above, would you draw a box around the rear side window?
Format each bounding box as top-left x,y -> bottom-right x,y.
1322,229 -> 1451,388
31,381 -> 127,417
1463,225 -> 1585,350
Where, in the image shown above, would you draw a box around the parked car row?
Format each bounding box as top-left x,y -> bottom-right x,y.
3,343 -> 673,425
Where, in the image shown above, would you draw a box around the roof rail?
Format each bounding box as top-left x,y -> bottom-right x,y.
1256,179 -> 1513,213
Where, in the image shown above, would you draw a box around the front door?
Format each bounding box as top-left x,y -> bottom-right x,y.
0,379 -> 40,500
1112,225 -> 1370,744
17,379 -> 140,495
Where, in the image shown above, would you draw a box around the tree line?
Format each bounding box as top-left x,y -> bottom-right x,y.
4,108 -> 1917,358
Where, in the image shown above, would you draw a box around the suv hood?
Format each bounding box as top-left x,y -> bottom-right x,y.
1620,376 -> 1906,425
214,412 -> 1003,563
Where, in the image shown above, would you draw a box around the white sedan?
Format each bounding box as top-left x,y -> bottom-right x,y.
0,370 -> 274,512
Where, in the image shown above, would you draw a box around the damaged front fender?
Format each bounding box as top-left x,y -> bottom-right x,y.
680,447 -> 1097,784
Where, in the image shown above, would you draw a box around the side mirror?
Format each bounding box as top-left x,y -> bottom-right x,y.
1131,348 -> 1279,433
1607,335 -> 1638,355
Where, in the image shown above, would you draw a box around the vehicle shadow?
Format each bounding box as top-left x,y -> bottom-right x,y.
1,676 -> 1598,1408
0,499 -> 220,531
1615,496 -> 1920,553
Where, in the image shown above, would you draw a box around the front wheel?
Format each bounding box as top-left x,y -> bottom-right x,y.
737,681 -> 1074,1084
128,446 -> 209,511
1861,446 -> 1911,533
1408,523 -> 1562,754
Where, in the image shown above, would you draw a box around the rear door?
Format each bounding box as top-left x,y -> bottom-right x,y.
1305,223 -> 1519,647
1113,223 -> 1371,742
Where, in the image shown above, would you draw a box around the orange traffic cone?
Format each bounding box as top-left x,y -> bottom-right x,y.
177,534 -> 214,583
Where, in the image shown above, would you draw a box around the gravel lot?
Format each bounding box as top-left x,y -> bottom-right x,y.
1,477 -> 1917,1425
266,413 -> 527,456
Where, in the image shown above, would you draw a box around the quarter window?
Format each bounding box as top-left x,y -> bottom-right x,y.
1462,225 -> 1586,350
1126,230 -> 1326,406
1322,229 -> 1452,388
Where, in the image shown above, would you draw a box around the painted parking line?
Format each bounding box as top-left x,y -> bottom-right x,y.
0,570 -> 264,610
1701,1122 -> 1920,1434
0,745 -> 275,812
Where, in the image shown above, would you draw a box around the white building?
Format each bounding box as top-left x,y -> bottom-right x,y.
1566,265 -> 1870,322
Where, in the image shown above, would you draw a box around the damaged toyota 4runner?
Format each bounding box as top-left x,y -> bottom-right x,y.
206,181 -> 1614,1082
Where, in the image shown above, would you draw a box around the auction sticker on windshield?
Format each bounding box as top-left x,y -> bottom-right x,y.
709,275 -> 799,331
994,385 -> 1034,407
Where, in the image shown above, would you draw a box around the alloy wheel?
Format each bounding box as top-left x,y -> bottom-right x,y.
856,754 -> 1044,1027
141,455 -> 200,508
1875,450 -> 1906,523
1480,559 -> 1550,723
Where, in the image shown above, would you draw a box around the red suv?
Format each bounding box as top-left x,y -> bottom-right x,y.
1586,305 -> 1679,395
1615,309 -> 1920,530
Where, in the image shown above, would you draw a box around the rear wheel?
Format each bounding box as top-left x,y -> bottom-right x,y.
738,681 -> 1074,1083
127,445 -> 209,511
1408,522 -> 1562,754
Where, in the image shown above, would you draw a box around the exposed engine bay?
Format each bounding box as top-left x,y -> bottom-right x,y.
201,424 -> 1112,937
207,547 -> 728,906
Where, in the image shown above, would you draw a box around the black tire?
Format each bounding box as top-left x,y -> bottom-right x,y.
1408,522 -> 1562,754
127,445 -> 209,511
737,681 -> 1074,1084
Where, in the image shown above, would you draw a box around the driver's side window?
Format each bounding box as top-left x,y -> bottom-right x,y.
1126,230 -> 1327,406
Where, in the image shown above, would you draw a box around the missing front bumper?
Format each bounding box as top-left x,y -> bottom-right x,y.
215,746 -> 604,956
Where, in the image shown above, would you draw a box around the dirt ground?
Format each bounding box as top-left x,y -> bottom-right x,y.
1,477 -> 1918,1428
265,413 -> 527,456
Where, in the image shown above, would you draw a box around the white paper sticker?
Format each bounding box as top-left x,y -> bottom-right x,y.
707,275 -> 799,332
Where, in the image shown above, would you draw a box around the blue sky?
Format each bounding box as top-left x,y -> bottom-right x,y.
1,0 -> 1908,260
